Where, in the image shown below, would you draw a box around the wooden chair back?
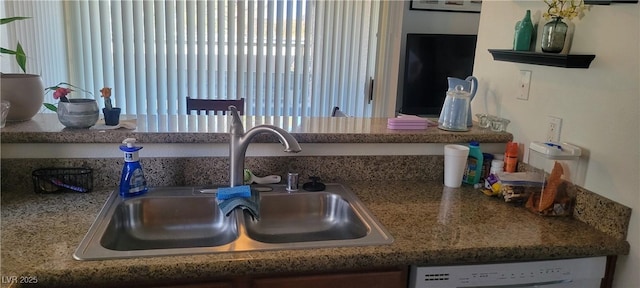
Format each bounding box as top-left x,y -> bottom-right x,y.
186,97 -> 245,115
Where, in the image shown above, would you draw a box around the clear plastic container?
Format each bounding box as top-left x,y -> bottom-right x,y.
498,171 -> 544,205
528,141 -> 582,185
526,141 -> 583,216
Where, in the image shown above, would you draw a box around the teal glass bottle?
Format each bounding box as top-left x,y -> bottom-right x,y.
513,10 -> 534,51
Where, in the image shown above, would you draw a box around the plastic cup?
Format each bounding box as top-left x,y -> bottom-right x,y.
444,144 -> 470,188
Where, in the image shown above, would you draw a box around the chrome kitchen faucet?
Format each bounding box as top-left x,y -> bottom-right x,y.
228,106 -> 301,187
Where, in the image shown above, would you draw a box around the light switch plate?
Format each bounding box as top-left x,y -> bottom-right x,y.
518,70 -> 532,100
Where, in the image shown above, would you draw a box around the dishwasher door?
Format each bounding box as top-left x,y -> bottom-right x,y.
410,256 -> 606,288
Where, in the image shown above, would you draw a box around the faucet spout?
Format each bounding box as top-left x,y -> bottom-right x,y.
228,106 -> 301,187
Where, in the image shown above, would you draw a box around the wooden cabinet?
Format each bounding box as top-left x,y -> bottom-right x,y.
152,267 -> 408,288
252,269 -> 407,288
159,283 -> 234,288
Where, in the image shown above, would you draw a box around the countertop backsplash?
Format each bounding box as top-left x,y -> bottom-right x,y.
1,155 -> 444,192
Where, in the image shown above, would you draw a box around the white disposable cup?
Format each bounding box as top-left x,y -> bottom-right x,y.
444,144 -> 470,188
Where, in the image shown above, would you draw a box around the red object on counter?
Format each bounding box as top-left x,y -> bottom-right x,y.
504,141 -> 519,172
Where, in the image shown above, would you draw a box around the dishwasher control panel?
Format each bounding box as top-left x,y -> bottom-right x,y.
410,256 -> 606,288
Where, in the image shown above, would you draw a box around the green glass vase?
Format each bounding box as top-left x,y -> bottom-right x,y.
541,17 -> 568,53
513,10 -> 534,51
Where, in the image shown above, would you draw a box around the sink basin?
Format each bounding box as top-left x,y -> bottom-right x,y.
101,196 -> 238,250
244,192 -> 368,243
74,184 -> 393,260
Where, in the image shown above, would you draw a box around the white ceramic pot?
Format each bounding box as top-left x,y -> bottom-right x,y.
0,73 -> 45,121
57,99 -> 99,129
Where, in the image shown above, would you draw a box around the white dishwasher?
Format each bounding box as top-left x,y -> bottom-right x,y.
409,256 -> 606,288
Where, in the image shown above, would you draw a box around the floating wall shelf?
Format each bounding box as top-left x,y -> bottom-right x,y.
584,0 -> 638,4
488,49 -> 596,68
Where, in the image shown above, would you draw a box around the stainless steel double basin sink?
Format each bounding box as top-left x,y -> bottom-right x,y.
74,184 -> 393,260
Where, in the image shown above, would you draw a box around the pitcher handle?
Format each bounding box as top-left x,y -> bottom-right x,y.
465,76 -> 478,101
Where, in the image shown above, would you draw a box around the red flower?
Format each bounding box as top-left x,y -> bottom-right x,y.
43,82 -> 93,112
53,88 -> 72,99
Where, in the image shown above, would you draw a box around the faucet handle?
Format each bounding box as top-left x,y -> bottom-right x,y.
229,105 -> 244,134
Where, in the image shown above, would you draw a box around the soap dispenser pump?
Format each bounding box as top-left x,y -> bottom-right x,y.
119,138 -> 148,197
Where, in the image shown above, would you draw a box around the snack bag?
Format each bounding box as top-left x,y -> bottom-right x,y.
497,171 -> 545,204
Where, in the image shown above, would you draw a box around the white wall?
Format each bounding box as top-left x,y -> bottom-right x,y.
472,1 -> 639,286
395,1 -> 481,112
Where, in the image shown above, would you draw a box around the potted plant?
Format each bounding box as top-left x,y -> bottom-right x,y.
44,83 -> 99,129
0,16 -> 45,122
100,87 -> 121,126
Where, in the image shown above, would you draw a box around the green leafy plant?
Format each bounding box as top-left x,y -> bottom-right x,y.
0,17 -> 31,73
43,82 -> 93,112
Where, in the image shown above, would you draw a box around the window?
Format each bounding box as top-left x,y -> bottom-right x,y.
2,0 -> 381,117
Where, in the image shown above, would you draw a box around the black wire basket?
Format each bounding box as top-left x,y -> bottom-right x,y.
32,168 -> 93,194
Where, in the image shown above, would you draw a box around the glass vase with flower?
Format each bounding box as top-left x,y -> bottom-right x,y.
541,17 -> 569,53
541,0 -> 587,53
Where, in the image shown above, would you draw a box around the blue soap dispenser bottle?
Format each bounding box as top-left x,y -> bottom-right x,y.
119,138 -> 148,197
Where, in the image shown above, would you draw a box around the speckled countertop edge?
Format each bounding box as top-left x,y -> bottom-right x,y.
0,114 -> 513,143
0,181 -> 629,288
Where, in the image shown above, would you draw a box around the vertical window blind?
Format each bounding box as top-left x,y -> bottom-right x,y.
5,0 -> 381,117
0,1 -> 68,89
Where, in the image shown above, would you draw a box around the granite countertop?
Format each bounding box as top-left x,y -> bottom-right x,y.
0,181 -> 629,287
0,114 -> 512,144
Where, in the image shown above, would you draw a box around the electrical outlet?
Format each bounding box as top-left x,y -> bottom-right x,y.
518,70 -> 531,100
546,116 -> 562,142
